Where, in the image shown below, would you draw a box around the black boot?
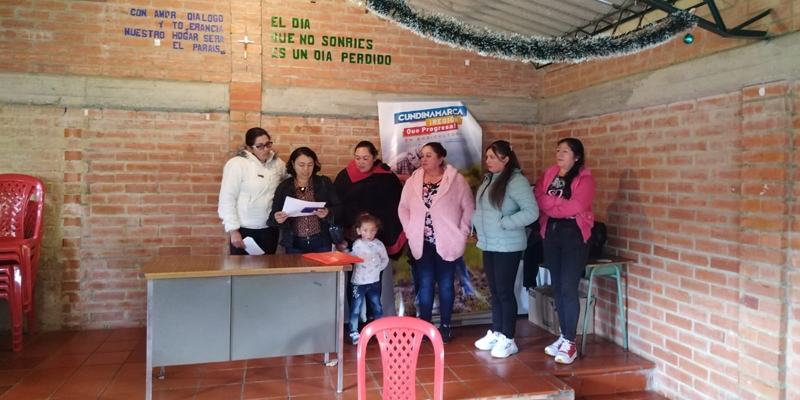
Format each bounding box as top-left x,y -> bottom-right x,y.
438,324 -> 451,344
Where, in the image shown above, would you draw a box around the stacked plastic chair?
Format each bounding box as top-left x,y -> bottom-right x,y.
0,174 -> 45,352
356,316 -> 445,400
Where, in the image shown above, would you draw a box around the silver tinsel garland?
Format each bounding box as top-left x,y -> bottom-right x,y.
351,0 -> 698,64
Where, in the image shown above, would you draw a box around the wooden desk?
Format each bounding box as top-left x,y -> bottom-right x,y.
140,255 -> 353,400
582,255 -> 634,356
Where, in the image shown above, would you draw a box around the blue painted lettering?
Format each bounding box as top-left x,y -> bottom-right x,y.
192,44 -> 221,53
187,13 -> 223,22
172,31 -> 198,41
173,41 -> 184,50
188,23 -> 223,32
203,35 -> 224,43
130,8 -> 147,17
123,28 -> 165,39
154,10 -> 176,19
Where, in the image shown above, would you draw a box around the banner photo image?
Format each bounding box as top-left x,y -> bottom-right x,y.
377,100 -> 488,321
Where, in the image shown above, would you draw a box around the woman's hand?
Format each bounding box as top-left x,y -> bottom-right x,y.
274,211 -> 289,224
313,208 -> 329,219
230,230 -> 245,249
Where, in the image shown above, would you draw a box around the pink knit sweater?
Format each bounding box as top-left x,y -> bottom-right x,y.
398,165 -> 475,261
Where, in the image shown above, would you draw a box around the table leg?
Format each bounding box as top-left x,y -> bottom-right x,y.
146,280 -> 154,400
580,269 -> 596,357
614,266 -> 627,350
324,353 -> 329,364
337,270 -> 344,393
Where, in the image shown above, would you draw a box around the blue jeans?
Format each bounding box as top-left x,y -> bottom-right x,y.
542,219 -> 589,342
286,233 -> 330,254
411,256 -> 471,305
414,241 -> 456,326
454,257 -> 474,296
349,281 -> 383,333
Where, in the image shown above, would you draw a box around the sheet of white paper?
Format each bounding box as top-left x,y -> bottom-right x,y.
282,196 -> 326,217
242,236 -> 265,255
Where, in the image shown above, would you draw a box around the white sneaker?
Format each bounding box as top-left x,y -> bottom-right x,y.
474,330 -> 501,350
350,332 -> 359,345
554,339 -> 578,364
490,334 -> 518,358
544,334 -> 564,356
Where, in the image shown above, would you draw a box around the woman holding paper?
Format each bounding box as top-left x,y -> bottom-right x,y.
218,127 -> 286,255
269,147 -> 343,254
398,142 -> 474,343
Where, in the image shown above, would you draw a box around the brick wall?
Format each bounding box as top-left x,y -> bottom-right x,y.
261,0 -> 540,98
785,82 -> 800,400
0,0 -> 541,97
542,0 -> 800,96
537,81 -> 798,400
0,104 -> 539,331
0,0 -> 232,82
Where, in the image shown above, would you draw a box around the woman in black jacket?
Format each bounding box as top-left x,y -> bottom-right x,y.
269,147 -> 343,253
333,141 -> 406,257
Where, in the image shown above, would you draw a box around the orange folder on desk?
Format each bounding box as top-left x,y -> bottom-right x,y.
302,251 -> 364,265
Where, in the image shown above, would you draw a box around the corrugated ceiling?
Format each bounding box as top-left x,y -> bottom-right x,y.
406,0 -> 672,38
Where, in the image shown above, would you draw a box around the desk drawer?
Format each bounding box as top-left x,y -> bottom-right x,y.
151,277 -> 231,366
230,273 -> 339,360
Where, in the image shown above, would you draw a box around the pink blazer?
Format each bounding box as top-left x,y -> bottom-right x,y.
398,164 -> 475,261
534,165 -> 596,243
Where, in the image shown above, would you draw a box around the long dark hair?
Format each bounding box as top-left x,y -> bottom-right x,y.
558,138 -> 585,198
486,140 -> 521,209
355,141 -> 382,168
286,147 -> 321,176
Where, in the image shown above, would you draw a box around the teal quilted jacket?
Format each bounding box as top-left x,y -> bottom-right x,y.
471,169 -> 539,252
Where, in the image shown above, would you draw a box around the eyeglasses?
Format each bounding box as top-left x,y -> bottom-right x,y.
252,141 -> 273,150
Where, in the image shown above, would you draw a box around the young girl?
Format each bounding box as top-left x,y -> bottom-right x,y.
348,214 -> 389,345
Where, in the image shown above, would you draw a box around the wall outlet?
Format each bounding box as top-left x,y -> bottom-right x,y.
154,39 -> 160,46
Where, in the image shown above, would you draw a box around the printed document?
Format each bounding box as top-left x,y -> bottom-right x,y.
282,196 -> 326,217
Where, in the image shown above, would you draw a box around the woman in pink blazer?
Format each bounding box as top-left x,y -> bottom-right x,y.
398,142 -> 474,343
534,138 -> 595,365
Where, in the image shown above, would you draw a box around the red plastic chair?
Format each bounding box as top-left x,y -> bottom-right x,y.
356,316 -> 445,400
0,174 -> 45,335
0,262 -> 24,352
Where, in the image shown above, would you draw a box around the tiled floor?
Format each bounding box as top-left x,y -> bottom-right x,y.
0,320 -> 659,400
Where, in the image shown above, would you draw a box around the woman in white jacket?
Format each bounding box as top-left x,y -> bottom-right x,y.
218,127 -> 286,255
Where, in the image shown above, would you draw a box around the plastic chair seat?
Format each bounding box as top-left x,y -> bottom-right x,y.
356,316 -> 445,400
0,174 -> 44,338
0,263 -> 24,352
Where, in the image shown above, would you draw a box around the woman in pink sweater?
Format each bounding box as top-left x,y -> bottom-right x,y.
534,138 -> 595,365
398,142 -> 474,343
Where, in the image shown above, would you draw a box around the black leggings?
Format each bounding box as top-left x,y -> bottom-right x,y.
542,219 -> 589,342
229,227 -> 280,255
483,251 -> 523,339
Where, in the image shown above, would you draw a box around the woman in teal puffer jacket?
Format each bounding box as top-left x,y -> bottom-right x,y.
471,140 -> 539,358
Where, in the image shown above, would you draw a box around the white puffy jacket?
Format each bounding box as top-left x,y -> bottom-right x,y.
218,149 -> 286,232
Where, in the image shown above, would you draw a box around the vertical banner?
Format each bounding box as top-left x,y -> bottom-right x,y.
377,100 -> 490,320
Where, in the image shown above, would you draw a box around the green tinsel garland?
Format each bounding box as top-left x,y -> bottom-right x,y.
352,0 -> 698,64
